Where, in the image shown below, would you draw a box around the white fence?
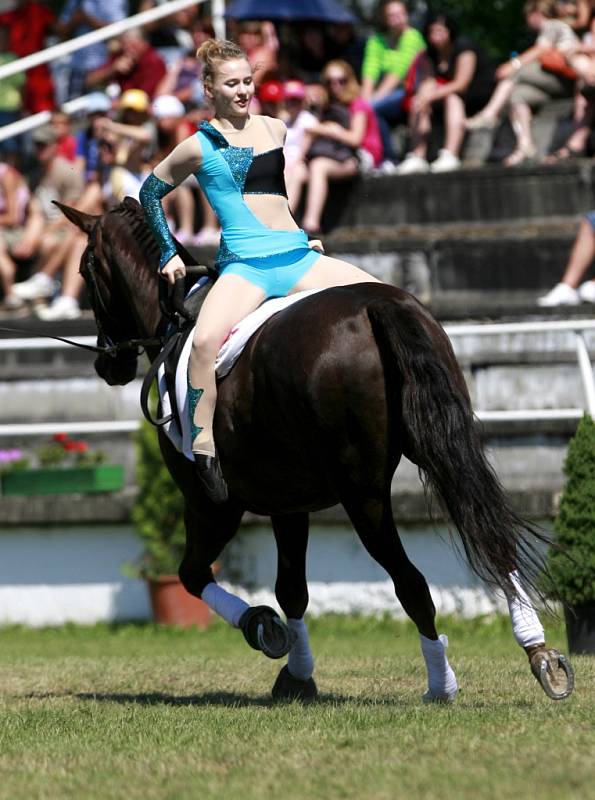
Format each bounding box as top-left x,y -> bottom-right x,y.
0,0 -> 226,143
0,318 -> 593,437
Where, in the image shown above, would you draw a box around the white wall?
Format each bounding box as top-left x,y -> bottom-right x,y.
0,522 -> 523,626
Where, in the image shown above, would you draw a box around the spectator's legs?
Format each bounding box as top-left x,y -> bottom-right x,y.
170,184 -> 195,243
558,217 -> 595,288
193,187 -> 220,246
538,215 -> 595,305
408,105 -> 431,159
285,160 -> 310,215
372,89 -> 406,163
566,94 -> 594,153
443,93 -> 467,157
0,235 -> 18,305
506,101 -> 536,165
466,78 -> 515,128
300,156 -> 359,235
35,232 -> 87,320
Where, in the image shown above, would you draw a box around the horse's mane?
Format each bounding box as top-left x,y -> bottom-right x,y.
106,197 -> 196,268
107,197 -> 161,265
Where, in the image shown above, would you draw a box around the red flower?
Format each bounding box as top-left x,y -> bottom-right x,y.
63,441 -> 77,451
53,433 -> 69,443
73,441 -> 89,452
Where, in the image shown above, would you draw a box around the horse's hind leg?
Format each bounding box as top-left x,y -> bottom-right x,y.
343,493 -> 457,702
270,513 -> 318,702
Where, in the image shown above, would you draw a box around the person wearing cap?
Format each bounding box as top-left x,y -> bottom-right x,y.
258,80 -> 284,117
281,80 -> 320,213
96,88 -> 157,204
10,124 -> 85,319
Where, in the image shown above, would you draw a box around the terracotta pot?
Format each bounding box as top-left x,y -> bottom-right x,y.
564,602 -> 595,655
147,575 -> 212,628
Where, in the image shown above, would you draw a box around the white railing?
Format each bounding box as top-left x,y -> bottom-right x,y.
0,0 -> 228,142
0,318 -> 593,436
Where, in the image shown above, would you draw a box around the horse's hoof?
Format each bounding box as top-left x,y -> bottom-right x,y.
272,665 -> 318,704
527,645 -> 574,700
239,606 -> 296,659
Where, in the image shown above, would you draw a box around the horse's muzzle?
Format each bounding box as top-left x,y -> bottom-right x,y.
94,353 -> 138,386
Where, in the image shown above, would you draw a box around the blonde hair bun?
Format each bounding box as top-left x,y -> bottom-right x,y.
196,38 -> 247,84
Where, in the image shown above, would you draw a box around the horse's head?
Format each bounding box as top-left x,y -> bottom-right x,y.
55,198 -> 161,385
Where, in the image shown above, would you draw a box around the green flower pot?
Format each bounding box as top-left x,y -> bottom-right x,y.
1,465 -> 125,496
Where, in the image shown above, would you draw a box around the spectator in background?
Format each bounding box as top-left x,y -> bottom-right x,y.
151,94 -> 196,245
0,26 -> 25,166
74,92 -> 113,183
86,29 -> 166,100
96,88 -> 156,204
56,0 -> 128,102
237,21 -> 279,85
291,24 -> 330,84
155,18 -> 216,110
0,0 -> 55,113
282,80 -> 320,213
290,60 -> 382,234
397,13 -> 496,174
361,1 -> 426,168
258,80 -> 284,118
466,0 -> 579,166
538,211 -> 595,304
0,162 -> 31,310
328,22 -> 367,78
137,0 -> 196,68
10,124 -> 84,316
51,111 -> 77,162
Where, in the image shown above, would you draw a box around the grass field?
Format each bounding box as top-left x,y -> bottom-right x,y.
0,615 -> 593,800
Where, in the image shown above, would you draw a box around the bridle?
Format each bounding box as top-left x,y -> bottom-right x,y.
80,221 -> 164,358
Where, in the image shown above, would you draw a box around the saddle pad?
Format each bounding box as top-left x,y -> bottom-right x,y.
158,288 -> 321,460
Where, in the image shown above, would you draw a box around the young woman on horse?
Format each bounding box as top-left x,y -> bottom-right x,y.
140,38 -> 380,503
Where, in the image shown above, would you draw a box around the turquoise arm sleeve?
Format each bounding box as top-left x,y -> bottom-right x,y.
139,172 -> 178,271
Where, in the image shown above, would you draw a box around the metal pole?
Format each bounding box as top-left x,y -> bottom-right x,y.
0,0 -> 206,82
0,94 -> 103,143
575,331 -> 595,416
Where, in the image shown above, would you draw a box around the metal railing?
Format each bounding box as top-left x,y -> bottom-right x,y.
0,318 -> 593,436
0,0 -> 226,143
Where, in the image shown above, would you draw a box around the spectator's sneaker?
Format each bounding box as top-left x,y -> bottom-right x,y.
378,159 -> 399,175
578,280 -> 595,303
430,149 -> 461,173
12,272 -> 57,301
396,154 -> 430,175
35,295 -> 81,320
2,294 -> 25,310
537,283 -> 580,307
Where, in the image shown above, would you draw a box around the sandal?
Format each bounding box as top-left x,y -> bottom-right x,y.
541,145 -> 585,164
503,145 -> 536,167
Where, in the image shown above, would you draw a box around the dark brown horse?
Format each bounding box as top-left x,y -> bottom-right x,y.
57,197 -> 573,702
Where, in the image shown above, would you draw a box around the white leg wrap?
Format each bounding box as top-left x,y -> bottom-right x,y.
506,571 -> 545,649
287,617 -> 315,681
420,634 -> 458,702
201,582 -> 249,628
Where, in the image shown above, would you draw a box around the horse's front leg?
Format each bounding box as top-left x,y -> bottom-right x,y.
269,512 -> 318,703
505,572 -> 574,700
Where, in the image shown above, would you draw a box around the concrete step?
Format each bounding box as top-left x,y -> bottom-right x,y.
330,161 -> 595,228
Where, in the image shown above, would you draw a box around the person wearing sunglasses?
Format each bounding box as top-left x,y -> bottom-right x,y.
289,60 -> 383,236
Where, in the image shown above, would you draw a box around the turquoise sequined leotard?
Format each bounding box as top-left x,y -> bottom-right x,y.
139,119 -> 321,298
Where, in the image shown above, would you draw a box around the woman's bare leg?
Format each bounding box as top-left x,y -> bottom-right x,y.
507,100 -> 536,162
289,253 -> 380,294
188,273 -> 266,455
559,217 -> 595,288
443,93 -> 466,156
300,156 -> 358,234
285,160 -> 309,214
476,77 -> 515,122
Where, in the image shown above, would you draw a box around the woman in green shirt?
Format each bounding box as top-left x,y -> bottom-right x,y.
361,1 -> 425,166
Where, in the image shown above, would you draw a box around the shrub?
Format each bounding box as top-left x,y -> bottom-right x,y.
129,416 -> 186,579
547,414 -> 595,606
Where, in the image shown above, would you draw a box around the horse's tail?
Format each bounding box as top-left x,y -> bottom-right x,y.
367,296 -> 549,598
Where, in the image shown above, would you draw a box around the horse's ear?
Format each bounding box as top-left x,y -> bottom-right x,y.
52,201 -> 99,234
